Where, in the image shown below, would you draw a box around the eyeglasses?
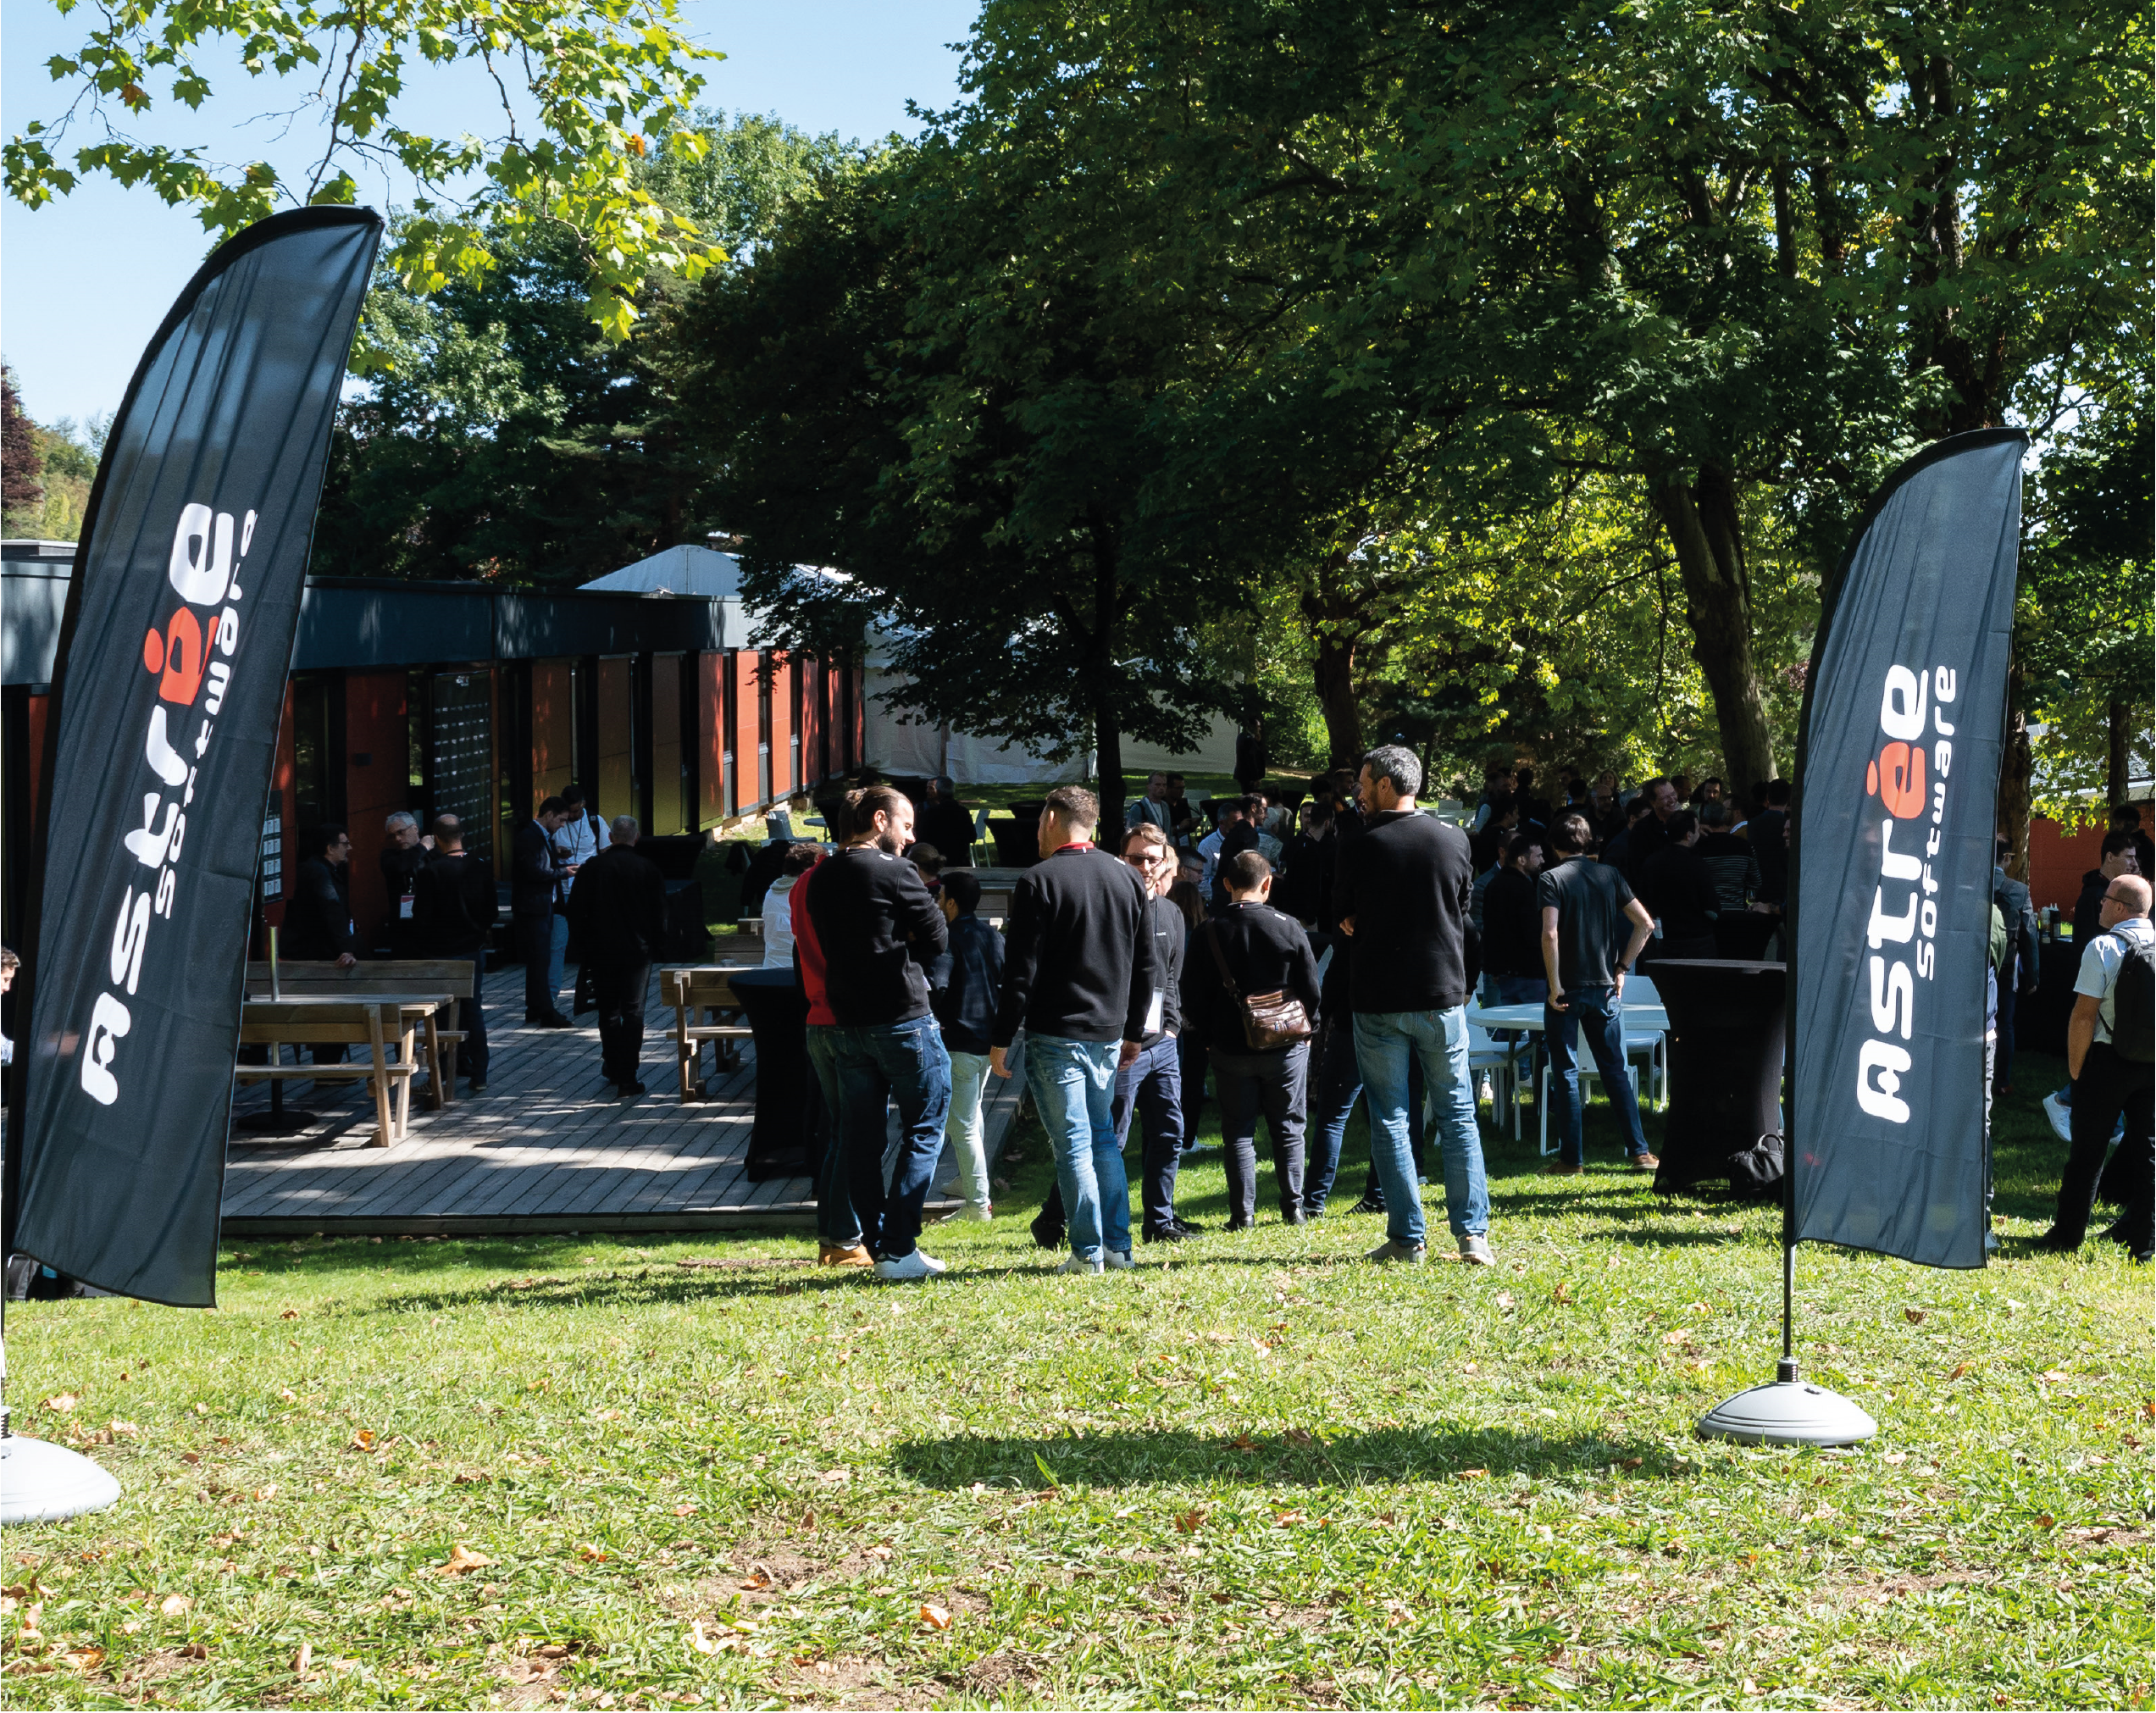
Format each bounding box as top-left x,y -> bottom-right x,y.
2103,891 -> 2138,906
1123,852 -> 1154,869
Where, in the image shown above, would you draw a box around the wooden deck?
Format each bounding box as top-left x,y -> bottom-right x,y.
219,967 -> 1026,1235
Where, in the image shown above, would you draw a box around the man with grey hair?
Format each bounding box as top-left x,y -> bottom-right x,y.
380,810 -> 430,957
1333,744 -> 1492,1265
1125,772 -> 1172,836
567,815 -> 668,1096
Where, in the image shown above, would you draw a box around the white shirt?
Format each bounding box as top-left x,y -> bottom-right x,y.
2074,913 -> 2153,1044
561,812 -> 601,868
762,875 -> 797,967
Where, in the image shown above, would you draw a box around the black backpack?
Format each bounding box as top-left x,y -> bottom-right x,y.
2108,929 -> 2155,1065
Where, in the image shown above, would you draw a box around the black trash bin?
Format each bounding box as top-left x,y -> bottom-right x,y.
726,967 -> 824,1182
1649,959 -> 1787,1194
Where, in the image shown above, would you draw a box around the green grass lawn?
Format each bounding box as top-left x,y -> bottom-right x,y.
5,1052 -> 2148,1710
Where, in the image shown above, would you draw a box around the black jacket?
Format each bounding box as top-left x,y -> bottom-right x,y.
1641,842 -> 1722,940
1332,810 -> 1477,1014
511,818 -> 570,919
1139,892 -> 1186,1046
2074,869 -> 2110,951
1185,902 -> 1323,1055
993,845 -> 1154,1047
915,796 -> 976,866
568,844 -> 668,963
1753,807 -> 1789,904
1481,866 -> 1544,980
932,912 -> 1006,1055
413,849 -> 499,957
806,844 -> 949,1026
281,857 -> 355,960
1278,831 -> 1334,925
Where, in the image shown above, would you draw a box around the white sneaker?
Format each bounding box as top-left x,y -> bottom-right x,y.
1458,1233 -> 1495,1267
2042,1091 -> 2073,1145
873,1250 -> 947,1281
955,1203 -> 994,1222
1104,1249 -> 1134,1270
1055,1255 -> 1104,1274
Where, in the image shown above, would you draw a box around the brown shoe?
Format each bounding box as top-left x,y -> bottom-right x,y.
818,1242 -> 873,1267
1631,1152 -> 1660,1172
1541,1161 -> 1584,1176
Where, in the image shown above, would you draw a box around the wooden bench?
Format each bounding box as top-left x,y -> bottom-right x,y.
245,961 -> 470,1109
233,1000 -> 419,1146
662,966 -> 754,1101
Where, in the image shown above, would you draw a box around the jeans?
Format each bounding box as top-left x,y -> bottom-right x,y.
829,1017 -> 951,1260
1358,1051 -> 1428,1209
1038,1034 -> 1188,1236
1546,984 -> 1649,1166
2052,1041 -> 2154,1249
453,957 -> 489,1084
1027,1034 -> 1128,1263
944,1049 -> 995,1211
1304,1019 -> 1361,1215
807,1024 -> 866,1249
590,958 -> 650,1084
1351,1008 -> 1487,1247
548,912 -> 570,1005
516,912 -> 558,1018
1212,1043 -> 1308,1223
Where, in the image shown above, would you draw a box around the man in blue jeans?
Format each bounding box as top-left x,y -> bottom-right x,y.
991,786 -> 1156,1272
805,785 -> 954,1280
1537,810 -> 1657,1173
1333,745 -> 1492,1265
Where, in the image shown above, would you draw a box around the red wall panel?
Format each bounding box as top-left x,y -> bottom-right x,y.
731,651 -> 759,812
698,652 -> 727,827
770,651 -> 795,799
2026,799 -> 2153,912
532,658 -> 574,803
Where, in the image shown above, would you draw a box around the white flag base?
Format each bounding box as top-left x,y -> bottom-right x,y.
1697,1374 -> 1877,1447
0,1432 -> 123,1523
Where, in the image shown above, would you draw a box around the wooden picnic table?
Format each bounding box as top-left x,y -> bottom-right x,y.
234,994 -> 448,1146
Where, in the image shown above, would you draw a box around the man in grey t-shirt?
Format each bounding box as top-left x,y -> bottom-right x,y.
2037,873 -> 2153,1261
1538,811 -> 1655,1175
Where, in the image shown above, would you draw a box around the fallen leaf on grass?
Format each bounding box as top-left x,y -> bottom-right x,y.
252,1483 -> 278,1502
673,1503 -> 699,1517
918,1603 -> 951,1631
2039,1369 -> 2071,1384
159,1594 -> 192,1616
1551,1283 -> 1573,1304
1494,1291 -> 1516,1310
1949,1362 -> 1974,1380
293,1641 -> 313,1678
62,1647 -> 104,1672
1619,1457 -> 1644,1470
738,1571 -> 772,1591
593,1409 -> 625,1423
452,1471 -> 491,1486
577,1544 -> 610,1563
1230,1433 -> 1257,1454
687,1620 -> 735,1656
1904,1307 -> 1928,1324
866,1544 -> 893,1561
438,1544 -> 496,1576
2034,1513 -> 2057,1530
1285,1428 -> 1314,1448
1882,1450 -> 1909,1465
1174,1510 -> 1205,1533
1457,1468 -> 1489,1480
350,1428 -> 376,1451
280,1309 -> 299,1320
41,1394 -> 78,1414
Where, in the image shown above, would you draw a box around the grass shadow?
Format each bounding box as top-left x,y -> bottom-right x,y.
890,1422 -> 1677,1491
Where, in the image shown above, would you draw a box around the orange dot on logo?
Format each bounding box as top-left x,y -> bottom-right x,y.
142,627 -> 166,675
1866,760 -> 1878,798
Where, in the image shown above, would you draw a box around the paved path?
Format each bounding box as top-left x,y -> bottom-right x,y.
220,968 -> 1026,1235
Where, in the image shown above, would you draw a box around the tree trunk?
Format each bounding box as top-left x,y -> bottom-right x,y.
1649,466 -> 1776,806
2107,699 -> 2132,806
1094,712 -> 1124,844
1998,651 -> 2034,881
1312,628 -> 1362,770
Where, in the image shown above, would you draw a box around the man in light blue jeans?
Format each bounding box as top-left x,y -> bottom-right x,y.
1352,1009 -> 1488,1251
1024,1034 -> 1130,1263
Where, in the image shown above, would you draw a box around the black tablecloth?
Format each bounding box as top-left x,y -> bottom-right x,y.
1649,959 -> 1787,1193
726,967 -> 825,1182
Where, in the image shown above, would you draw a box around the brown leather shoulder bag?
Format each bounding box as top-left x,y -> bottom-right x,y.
1204,919 -> 1315,1051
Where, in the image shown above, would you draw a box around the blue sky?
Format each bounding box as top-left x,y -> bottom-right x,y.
1,0 -> 979,428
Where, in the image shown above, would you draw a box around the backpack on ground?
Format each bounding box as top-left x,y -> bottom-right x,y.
2107,929 -> 2155,1065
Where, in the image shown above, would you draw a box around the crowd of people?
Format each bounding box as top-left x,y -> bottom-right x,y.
252,750 -> 2152,1275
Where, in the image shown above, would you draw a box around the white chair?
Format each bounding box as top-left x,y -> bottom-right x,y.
1616,1000 -> 1667,1109
1466,1023 -> 1515,1126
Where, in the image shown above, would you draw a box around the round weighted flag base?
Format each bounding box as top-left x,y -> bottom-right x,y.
0,1433 -> 123,1523
1697,1378 -> 1877,1447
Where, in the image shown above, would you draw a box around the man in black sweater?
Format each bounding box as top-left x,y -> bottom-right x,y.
991,785 -> 1154,1272
567,815 -> 668,1096
806,784 -> 953,1281
413,814 -> 499,1091
1638,810 -> 1722,962
512,799 -> 575,1026
1032,824 -> 1196,1249
1187,850 -> 1323,1228
1333,745 -> 1491,1266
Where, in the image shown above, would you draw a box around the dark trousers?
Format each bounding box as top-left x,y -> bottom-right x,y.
2052,1042 -> 2154,1249
1305,1019 -> 1361,1214
1178,1031 -> 1208,1147
1994,953 -> 2020,1091
454,957 -> 489,1083
1213,1042 -> 1309,1223
808,1025 -> 868,1249
591,959 -> 651,1084
515,912 -> 557,1018
1039,1035 -> 1188,1237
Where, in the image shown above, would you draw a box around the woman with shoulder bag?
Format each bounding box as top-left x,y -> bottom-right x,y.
1188,849 -> 1323,1228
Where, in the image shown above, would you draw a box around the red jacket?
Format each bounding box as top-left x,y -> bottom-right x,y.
790,859 -> 834,1026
